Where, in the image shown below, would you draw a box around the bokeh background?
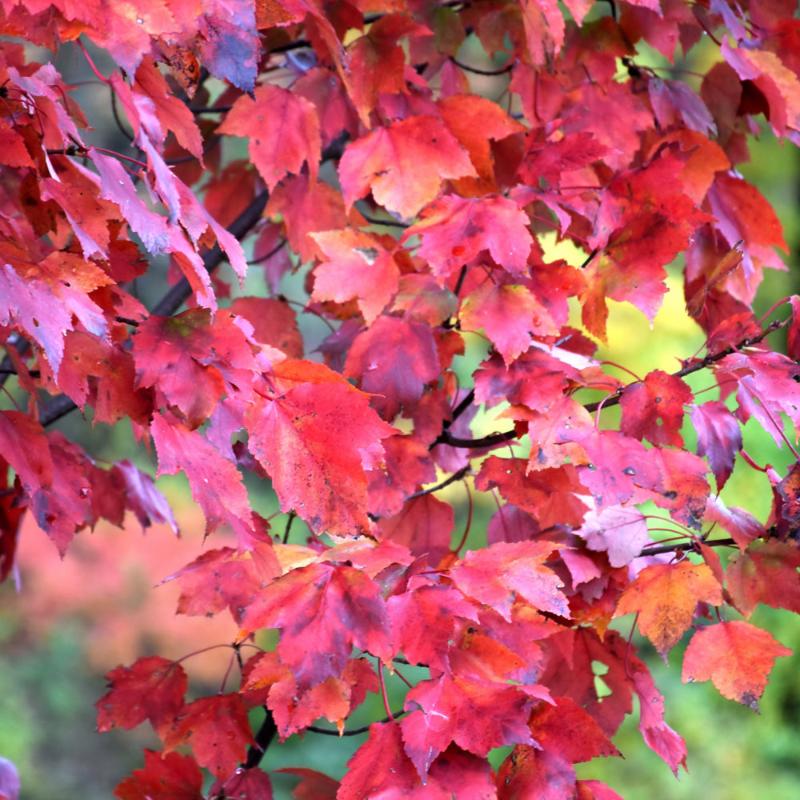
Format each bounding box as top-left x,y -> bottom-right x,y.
1,29 -> 799,800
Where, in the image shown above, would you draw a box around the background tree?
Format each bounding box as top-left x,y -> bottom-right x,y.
0,0 -> 799,797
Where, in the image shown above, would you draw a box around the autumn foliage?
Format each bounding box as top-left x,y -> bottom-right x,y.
1,0 -> 800,797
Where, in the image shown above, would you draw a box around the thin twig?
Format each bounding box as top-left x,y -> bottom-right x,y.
407,466 -> 470,500
447,388 -> 475,428
282,511 -> 297,544
436,317 -> 790,448
307,711 -> 405,736
436,428 -> 517,449
450,56 -> 513,76
190,105 -> 232,114
361,213 -> 409,229
639,538 -> 735,557
248,238 -> 286,266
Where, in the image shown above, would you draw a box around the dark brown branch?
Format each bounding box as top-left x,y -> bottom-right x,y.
39,395 -> 81,427
446,389 -> 475,429
243,708 -> 277,769
268,38 -> 312,54
0,368 -> 39,377
579,248 -> 598,269
38,191 -> 269,427
38,134 -> 350,428
601,0 -> 618,21
0,338 -> 28,390
190,105 -> 232,114
437,428 -> 518,448
676,317 -> 789,377
453,265 -> 469,297
150,190 -> 269,318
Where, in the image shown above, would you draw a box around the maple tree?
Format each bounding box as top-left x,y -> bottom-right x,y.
0,0 -> 799,797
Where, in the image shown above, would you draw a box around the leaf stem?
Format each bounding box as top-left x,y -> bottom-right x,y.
175,643 -> 235,663
377,660 -> 393,721
740,449 -> 768,472
76,39 -> 110,84
451,480 -> 474,555
248,238 -> 286,266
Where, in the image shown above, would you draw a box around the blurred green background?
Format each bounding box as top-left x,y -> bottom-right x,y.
1,32 -> 799,800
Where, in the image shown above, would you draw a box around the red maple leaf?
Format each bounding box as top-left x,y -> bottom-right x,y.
461,281 -> 559,364
401,671 -> 538,778
311,228 -> 401,324
682,621 -> 792,709
406,194 -> 533,280
96,657 -> 187,733
162,694 -> 254,779
690,401 -> 742,489
218,85 -> 321,190
614,561 -> 722,656
450,540 -> 569,621
151,413 -> 263,548
3,2 -> 800,795
726,541 -> 800,616
376,493 -> 454,565
344,317 -> 441,419
114,750 -> 203,800
620,370 -> 692,447
338,115 -> 476,219
246,359 -> 394,536
387,584 -> 479,671
239,562 -> 392,688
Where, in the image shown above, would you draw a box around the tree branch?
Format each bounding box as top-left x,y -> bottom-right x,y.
435,316 -> 790,448
307,711 -> 405,736
583,316 -> 790,414
638,537 -> 736,557
436,428 -> 518,449
243,708 -> 278,769
38,191 -> 268,427
150,190 -> 269,318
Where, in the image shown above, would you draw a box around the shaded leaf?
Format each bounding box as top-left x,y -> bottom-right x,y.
96,657 -> 187,733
